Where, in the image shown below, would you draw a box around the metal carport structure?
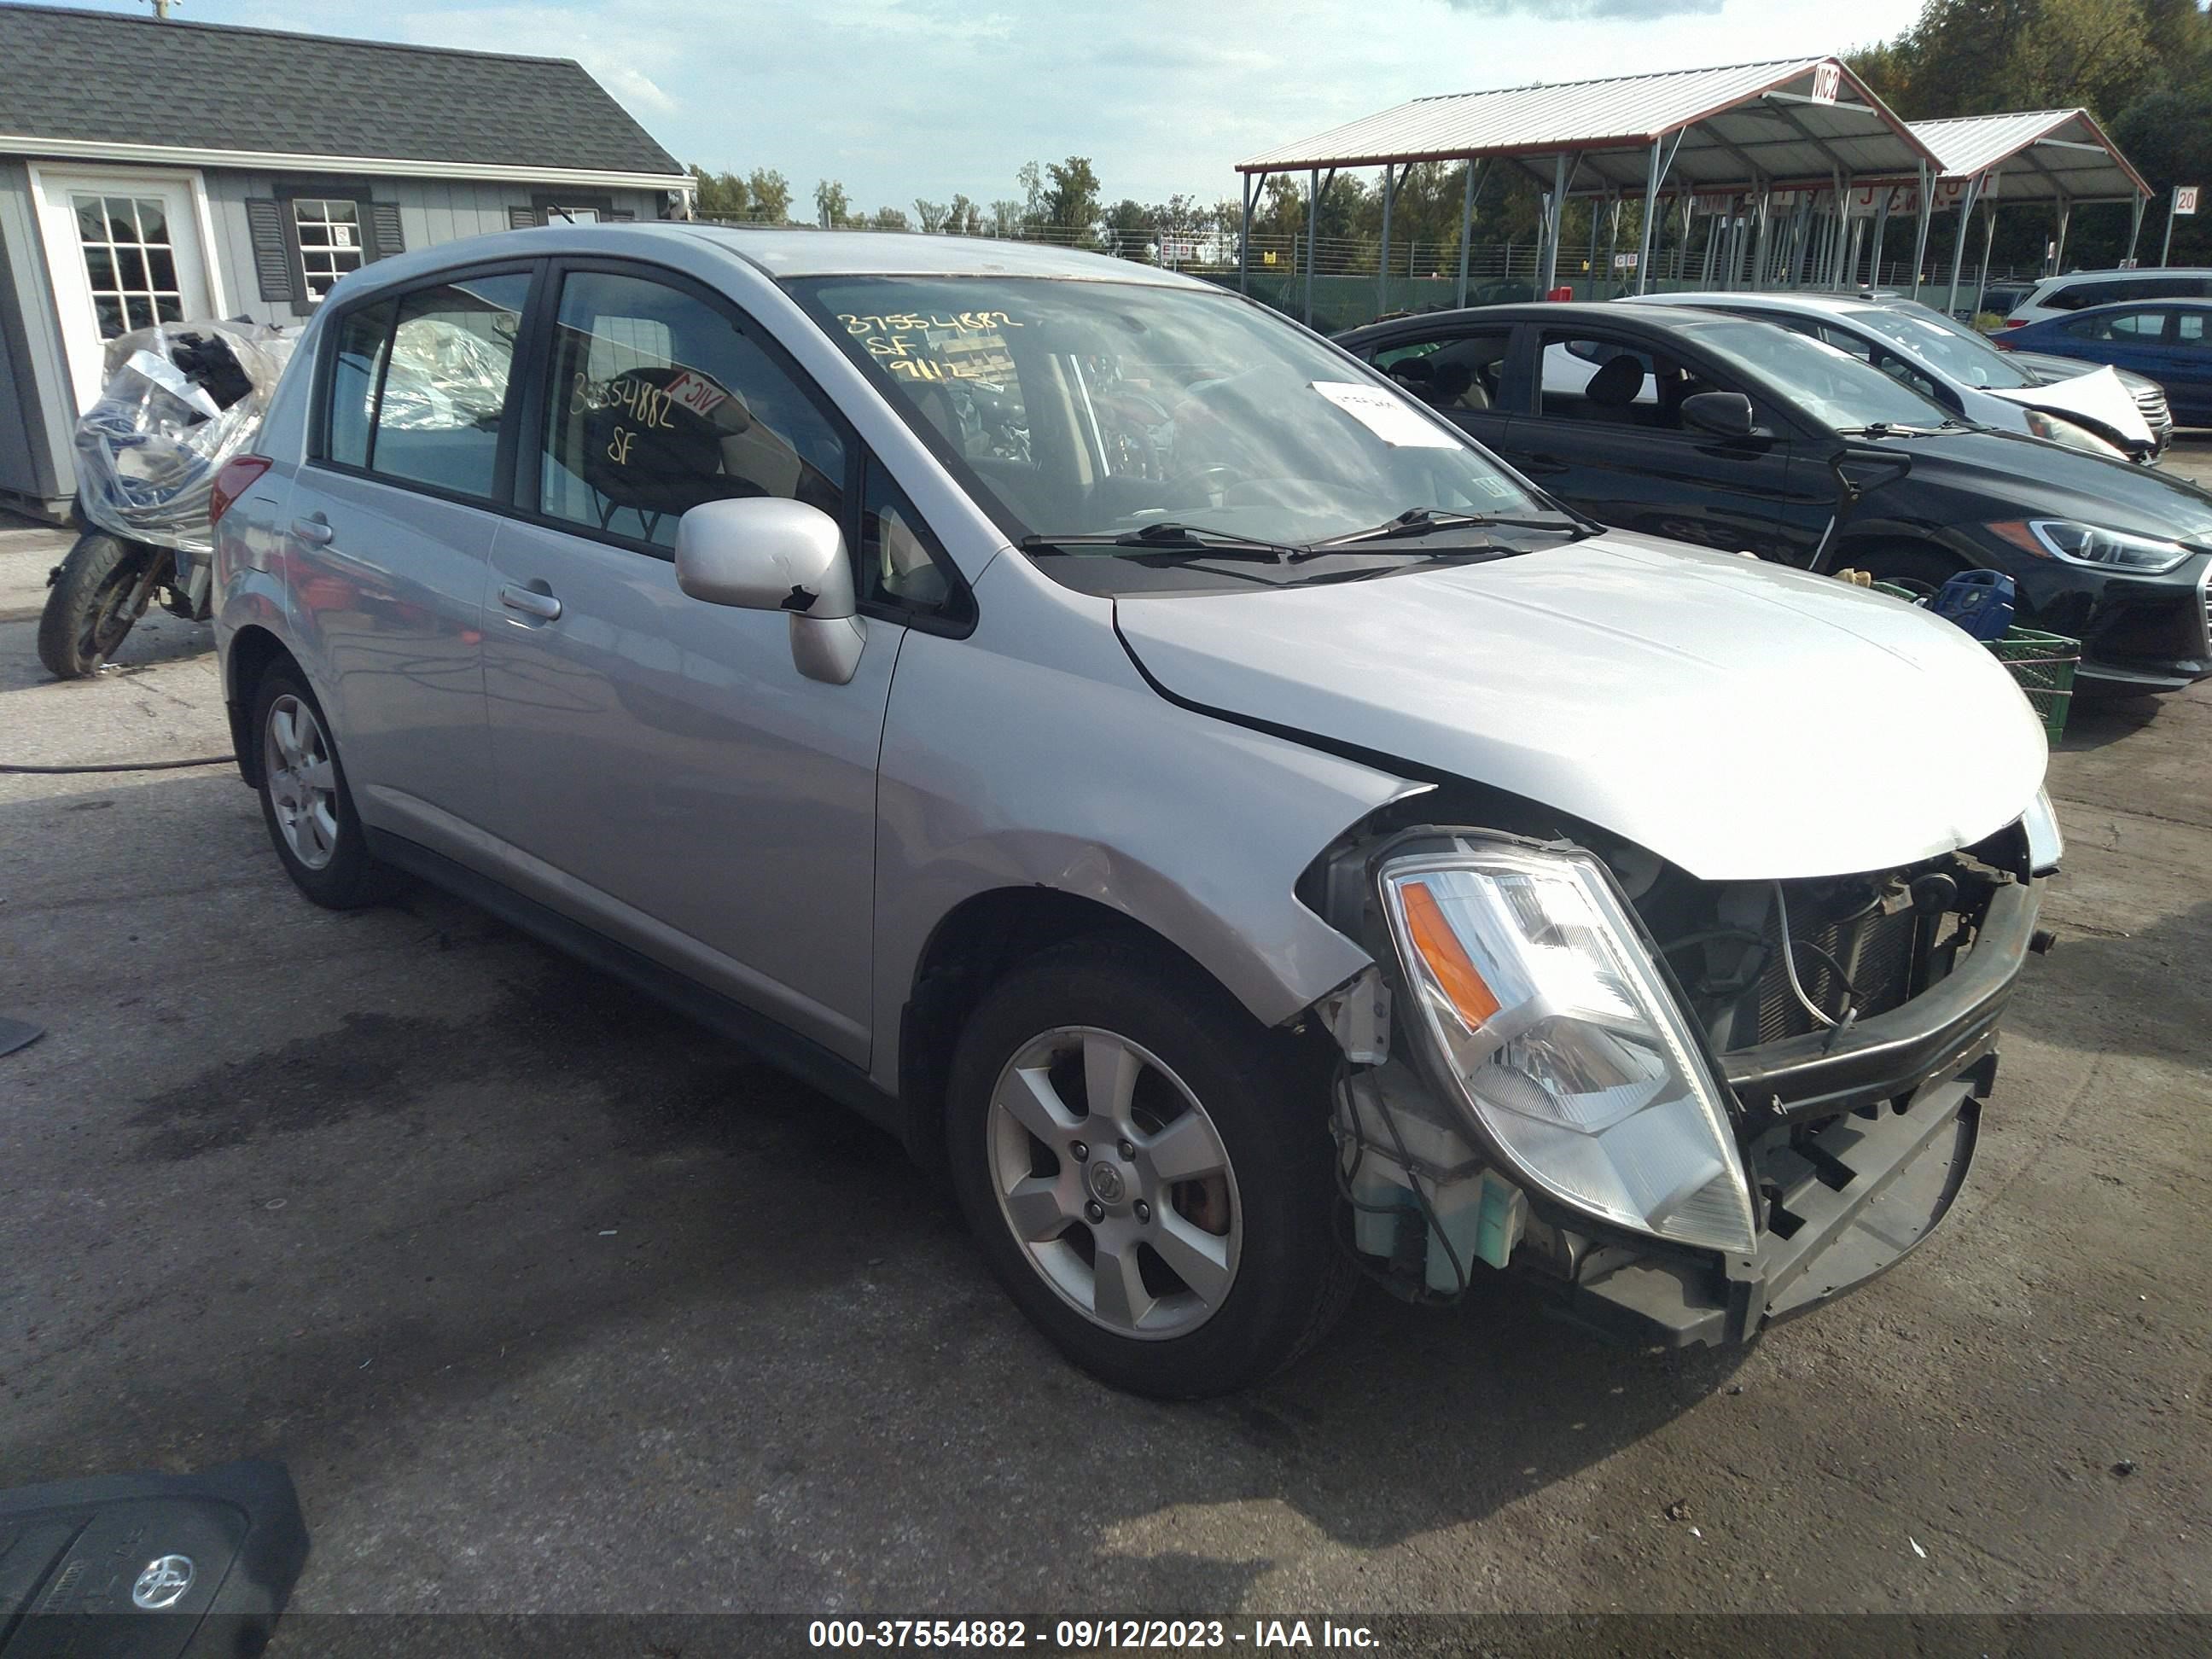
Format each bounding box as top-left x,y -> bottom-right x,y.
1906,110 -> 2153,315
1234,56 -> 1948,323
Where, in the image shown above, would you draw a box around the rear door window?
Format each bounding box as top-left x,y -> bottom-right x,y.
1370,327 -> 1516,412
320,271 -> 531,500
2067,308 -> 2169,341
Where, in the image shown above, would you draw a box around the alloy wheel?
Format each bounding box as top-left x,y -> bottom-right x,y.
987,1025 -> 1242,1340
263,694 -> 340,870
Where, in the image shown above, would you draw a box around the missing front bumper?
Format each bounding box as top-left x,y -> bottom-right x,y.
1557,1057 -> 1988,1348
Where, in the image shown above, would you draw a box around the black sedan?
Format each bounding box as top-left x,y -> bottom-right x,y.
1336,303 -> 2212,695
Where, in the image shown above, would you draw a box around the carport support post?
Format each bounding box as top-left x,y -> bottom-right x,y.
1455,160 -> 1477,306
1910,163 -> 1932,300
1945,173 -> 1983,317
1238,171 -> 1254,295
1869,189 -> 1890,288
1974,200 -> 1998,315
1635,137 -> 1664,295
1377,162 -> 1394,317
1587,191 -> 1604,298
2128,195 -> 2145,264
2052,196 -> 2070,275
1540,152 -> 1569,293
1304,167 -> 1319,324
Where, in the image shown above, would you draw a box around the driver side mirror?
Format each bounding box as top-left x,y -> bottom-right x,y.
675,497 -> 865,685
1681,391 -> 1761,439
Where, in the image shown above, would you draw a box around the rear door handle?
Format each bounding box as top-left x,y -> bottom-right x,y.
291,515 -> 334,545
499,582 -> 562,621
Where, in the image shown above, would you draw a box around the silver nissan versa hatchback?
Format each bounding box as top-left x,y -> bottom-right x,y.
212,225 -> 2060,1397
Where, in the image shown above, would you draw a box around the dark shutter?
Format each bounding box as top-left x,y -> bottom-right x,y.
508,207 -> 540,230
244,198 -> 298,303
365,201 -> 405,262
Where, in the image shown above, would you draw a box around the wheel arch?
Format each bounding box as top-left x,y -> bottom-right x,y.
223,624 -> 295,787
895,885 -> 1320,1167
1826,530 -> 1978,583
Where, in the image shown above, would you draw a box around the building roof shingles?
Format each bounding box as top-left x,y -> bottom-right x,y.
0,3 -> 685,177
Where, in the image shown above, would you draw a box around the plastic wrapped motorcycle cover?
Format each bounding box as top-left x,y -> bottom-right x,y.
377,314 -> 513,434
74,320 -> 294,557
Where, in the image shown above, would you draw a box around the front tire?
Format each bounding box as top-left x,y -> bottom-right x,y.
37,532 -> 154,678
947,937 -> 1353,1398
251,666 -> 392,909
1840,543 -> 1967,601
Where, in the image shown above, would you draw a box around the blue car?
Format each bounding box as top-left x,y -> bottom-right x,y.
1999,298 -> 2212,426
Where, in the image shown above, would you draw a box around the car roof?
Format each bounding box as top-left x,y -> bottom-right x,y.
1624,290 -> 1874,317
2034,294 -> 2212,315
324,220 -> 1220,302
1345,301 -> 1731,335
2043,267 -> 2212,282
675,224 -> 1210,285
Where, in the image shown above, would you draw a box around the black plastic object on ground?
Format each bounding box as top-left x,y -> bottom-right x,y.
0,1459 -> 308,1656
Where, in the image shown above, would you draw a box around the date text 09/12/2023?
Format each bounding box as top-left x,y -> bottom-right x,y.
806,1618 -> 1381,1650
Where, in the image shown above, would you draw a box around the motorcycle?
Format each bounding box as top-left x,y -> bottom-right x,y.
38,320 -> 290,680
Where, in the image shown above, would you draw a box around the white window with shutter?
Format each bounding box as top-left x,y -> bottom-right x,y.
293,197 -> 367,301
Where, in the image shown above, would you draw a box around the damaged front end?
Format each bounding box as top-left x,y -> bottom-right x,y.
1312,795 -> 2057,1346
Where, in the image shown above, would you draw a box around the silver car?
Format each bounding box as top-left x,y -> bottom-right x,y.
211,226 -> 2058,1397
1627,289 -> 2163,461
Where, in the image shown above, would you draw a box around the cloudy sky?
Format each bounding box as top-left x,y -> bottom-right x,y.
95,0 -> 1927,208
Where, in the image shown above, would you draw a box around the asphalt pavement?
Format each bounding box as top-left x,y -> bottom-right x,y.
2,494 -> 2208,1623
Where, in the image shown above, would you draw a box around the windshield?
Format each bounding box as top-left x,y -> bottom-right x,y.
789,276 -> 1555,550
1849,306 -> 2037,389
1685,317 -> 1957,431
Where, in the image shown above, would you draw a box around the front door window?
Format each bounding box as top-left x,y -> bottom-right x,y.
72,193 -> 182,339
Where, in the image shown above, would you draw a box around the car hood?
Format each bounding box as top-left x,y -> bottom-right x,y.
1115,533 -> 2048,882
1983,364 -> 2153,448
1899,426 -> 2212,538
2011,349 -> 2161,398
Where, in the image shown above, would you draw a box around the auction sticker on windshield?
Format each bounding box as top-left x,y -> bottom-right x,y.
1313,380 -> 1458,447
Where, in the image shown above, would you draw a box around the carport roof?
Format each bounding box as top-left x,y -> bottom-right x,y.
1907,110 -> 2149,202
1235,56 -> 1943,195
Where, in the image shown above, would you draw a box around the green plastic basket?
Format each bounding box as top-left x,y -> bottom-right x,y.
1987,626 -> 2079,742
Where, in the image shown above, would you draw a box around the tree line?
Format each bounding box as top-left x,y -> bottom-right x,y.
1853,0 -> 2212,265
685,1 -> 2212,275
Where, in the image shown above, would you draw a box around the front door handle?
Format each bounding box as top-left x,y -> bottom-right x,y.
291,515 -> 334,545
1517,453 -> 1569,475
499,581 -> 562,621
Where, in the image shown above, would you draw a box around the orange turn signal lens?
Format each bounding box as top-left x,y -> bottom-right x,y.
1985,520 -> 2044,556
1400,880 -> 1501,1028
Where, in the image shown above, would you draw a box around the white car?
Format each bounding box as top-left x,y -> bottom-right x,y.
1994,268 -> 2212,329
1625,290 -> 2159,462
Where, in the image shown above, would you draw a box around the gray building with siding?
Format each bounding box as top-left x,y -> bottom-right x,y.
0,3 -> 690,517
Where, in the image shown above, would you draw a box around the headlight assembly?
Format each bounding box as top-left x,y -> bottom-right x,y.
1989,518 -> 2192,574
1379,841 -> 1759,1257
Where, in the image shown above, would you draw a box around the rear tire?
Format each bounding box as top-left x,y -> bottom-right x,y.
37,533 -> 152,678
251,665 -> 393,910
946,936 -> 1354,1398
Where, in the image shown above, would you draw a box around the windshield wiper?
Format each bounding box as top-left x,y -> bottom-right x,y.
1838,421 -> 1942,438
1304,505 -> 1586,555
1019,522 -> 1298,562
